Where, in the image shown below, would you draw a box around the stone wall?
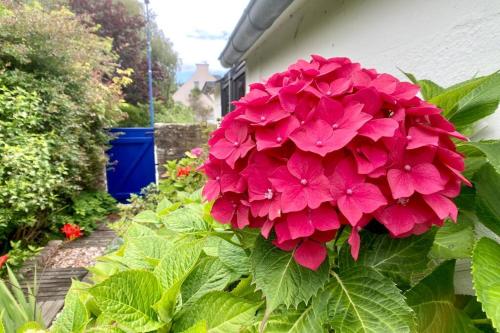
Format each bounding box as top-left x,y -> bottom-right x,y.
154,123 -> 211,175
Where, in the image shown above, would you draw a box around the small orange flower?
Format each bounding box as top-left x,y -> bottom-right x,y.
177,166 -> 191,177
61,223 -> 83,240
0,254 -> 9,269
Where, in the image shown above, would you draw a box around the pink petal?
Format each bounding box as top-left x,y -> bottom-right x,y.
387,169 -> 415,199
352,183 -> 387,214
235,205 -> 250,229
423,193 -> 458,221
202,180 -> 220,201
269,166 -> 297,192
261,219 -> 274,238
255,116 -> 299,150
305,175 -> 333,209
358,118 -> 399,141
211,197 -> 235,224
411,163 -> 445,195
348,227 -> 361,260
280,185 -> 308,213
293,240 -> 327,270
287,151 -> 325,181
286,211 -> 315,239
338,195 -> 363,226
343,87 -> 382,115
211,139 -> 235,160
407,126 -> 439,149
311,204 -> 340,231
353,144 -> 388,174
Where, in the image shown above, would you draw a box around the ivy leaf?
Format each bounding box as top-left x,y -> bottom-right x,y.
51,288 -> 89,333
261,289 -> 330,333
154,238 -> 204,290
327,266 -> 415,333
250,236 -> 329,313
338,230 -> 435,286
405,261 -> 481,333
172,291 -> 261,332
218,239 -> 251,276
90,270 -> 163,332
430,213 -> 475,259
162,205 -> 208,233
181,257 -> 231,306
474,163 -> 500,236
472,237 -> 500,330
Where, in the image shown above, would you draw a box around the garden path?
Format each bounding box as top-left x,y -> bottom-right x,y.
21,223 -> 117,326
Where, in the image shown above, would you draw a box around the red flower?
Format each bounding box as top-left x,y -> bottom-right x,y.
203,55 -> 469,270
61,223 -> 83,240
177,166 -> 192,177
0,254 -> 8,269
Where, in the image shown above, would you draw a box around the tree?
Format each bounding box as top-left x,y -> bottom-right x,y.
68,0 -> 179,104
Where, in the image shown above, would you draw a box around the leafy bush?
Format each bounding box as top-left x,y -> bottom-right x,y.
38,70 -> 500,332
118,100 -> 196,127
0,2 -> 124,244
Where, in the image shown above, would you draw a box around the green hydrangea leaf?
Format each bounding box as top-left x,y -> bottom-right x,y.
338,230 -> 435,286
180,320 -> 208,333
474,163 -> 500,236
463,140 -> 500,175
173,292 -> 261,332
51,287 -> 89,333
261,289 -> 330,333
162,205 -> 208,233
218,239 -> 250,276
431,213 -> 475,259
327,266 -> 415,333
250,236 -> 329,313
472,237 -> 500,330
181,257 -> 231,306
90,270 -> 163,332
405,261 -> 481,333
132,210 -> 159,224
154,238 -> 204,289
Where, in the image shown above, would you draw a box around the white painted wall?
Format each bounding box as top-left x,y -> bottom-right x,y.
243,0 -> 500,138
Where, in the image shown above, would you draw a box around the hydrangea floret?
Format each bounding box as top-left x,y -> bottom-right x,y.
202,55 -> 469,270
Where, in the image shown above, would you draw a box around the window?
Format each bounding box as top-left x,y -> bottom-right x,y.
220,61 -> 246,117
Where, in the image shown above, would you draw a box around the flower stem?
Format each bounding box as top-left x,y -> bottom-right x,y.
472,318 -> 491,325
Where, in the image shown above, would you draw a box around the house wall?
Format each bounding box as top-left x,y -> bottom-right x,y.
244,0 -> 500,139
173,64 -> 218,123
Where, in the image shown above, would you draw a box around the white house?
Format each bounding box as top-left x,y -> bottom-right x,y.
173,63 -> 219,123
219,0 -> 500,138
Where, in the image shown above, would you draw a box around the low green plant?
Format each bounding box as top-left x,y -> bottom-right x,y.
157,154 -> 206,202
118,100 -> 196,127
0,241 -> 42,275
0,266 -> 44,332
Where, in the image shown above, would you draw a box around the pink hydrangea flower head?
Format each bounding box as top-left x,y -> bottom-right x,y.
203,55 -> 469,270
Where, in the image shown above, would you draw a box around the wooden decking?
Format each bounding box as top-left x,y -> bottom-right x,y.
20,223 -> 117,326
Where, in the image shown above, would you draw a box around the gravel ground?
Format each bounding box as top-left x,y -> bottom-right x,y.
47,246 -> 106,268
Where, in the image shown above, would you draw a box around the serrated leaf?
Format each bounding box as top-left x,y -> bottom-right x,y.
405,261 -> 481,333
153,282 -> 181,324
472,238 -> 500,330
90,270 -> 163,332
466,140 -> 500,175
154,238 -> 204,289
218,239 -> 250,276
474,163 -> 500,236
262,289 -> 330,333
0,310 -> 4,333
124,222 -> 156,239
51,288 -> 89,333
449,73 -> 500,129
338,230 -> 435,286
251,237 -> 329,312
156,198 -> 173,215
327,266 -> 415,333
431,213 -> 474,259
173,292 -> 261,333
132,210 -> 159,224
180,320 -> 208,333
400,71 -> 444,101
430,76 -> 488,118
231,276 -> 263,303
181,257 -> 231,306
162,205 -> 209,233
124,235 -> 173,269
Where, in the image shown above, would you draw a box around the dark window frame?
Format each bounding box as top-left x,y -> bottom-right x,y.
220,61 -> 246,117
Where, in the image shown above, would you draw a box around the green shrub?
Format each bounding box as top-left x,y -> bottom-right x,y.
0,2 -> 124,243
118,100 -> 196,127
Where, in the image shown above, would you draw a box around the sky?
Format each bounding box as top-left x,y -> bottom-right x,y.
150,0 -> 249,83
